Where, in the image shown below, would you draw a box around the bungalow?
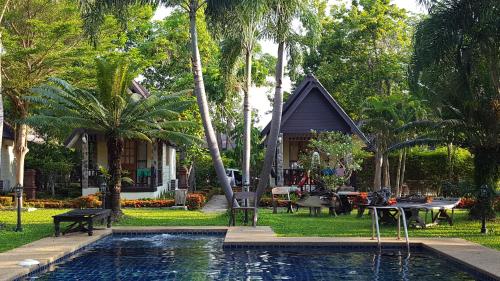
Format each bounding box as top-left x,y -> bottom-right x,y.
0,123 -> 16,192
65,81 -> 178,199
261,74 -> 368,187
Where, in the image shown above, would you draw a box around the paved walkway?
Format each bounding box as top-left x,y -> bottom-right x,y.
201,195 -> 228,213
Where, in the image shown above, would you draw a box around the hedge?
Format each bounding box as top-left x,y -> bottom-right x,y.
24,192 -> 208,210
356,147 -> 473,193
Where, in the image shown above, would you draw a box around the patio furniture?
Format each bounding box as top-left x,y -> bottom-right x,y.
400,197 -> 461,228
53,209 -> 111,237
271,187 -> 294,214
228,192 -> 258,227
336,191 -> 360,215
296,194 -> 340,216
357,187 -> 392,219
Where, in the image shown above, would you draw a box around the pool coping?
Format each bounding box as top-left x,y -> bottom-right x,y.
1,226 -> 499,281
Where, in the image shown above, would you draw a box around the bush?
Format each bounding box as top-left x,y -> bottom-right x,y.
259,198 -> 294,208
186,193 -> 206,210
357,147 -> 473,193
72,195 -> 101,208
121,199 -> 174,208
0,196 -> 13,206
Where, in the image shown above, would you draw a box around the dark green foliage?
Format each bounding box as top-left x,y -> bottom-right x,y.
356,147 -> 473,192
25,142 -> 79,198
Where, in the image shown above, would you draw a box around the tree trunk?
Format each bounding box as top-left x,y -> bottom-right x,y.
470,146 -> 498,219
395,150 -> 403,197
447,142 -> 454,180
0,35 -> 3,185
256,41 -> 285,199
0,1 -> 10,188
373,139 -> 383,191
106,136 -> 123,218
14,123 -> 29,187
382,153 -> 390,188
242,50 -> 252,191
400,147 -> 407,195
188,2 -> 233,203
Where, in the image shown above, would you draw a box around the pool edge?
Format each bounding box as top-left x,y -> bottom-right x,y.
2,226 -> 499,281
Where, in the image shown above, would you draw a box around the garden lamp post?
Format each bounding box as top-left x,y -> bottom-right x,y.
480,184 -> 488,234
14,184 -> 23,232
99,175 -> 107,209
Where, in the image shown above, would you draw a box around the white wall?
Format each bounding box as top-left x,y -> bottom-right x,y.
1,140 -> 16,191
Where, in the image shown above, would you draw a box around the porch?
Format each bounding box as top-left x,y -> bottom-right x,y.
67,132 -> 177,199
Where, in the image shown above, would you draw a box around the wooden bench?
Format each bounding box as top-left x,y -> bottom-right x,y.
53,209 -> 112,237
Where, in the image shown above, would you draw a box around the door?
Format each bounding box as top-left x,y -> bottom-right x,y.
121,140 -> 136,183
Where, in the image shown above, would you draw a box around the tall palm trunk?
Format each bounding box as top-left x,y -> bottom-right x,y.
0,0 -> 10,187
373,138 -> 383,191
382,153 -> 390,188
400,147 -> 407,195
242,50 -> 252,191
256,41 -> 285,199
106,136 -> 123,218
188,1 -> 233,203
395,150 -> 403,196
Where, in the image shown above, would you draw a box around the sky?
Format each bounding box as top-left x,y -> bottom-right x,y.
153,0 -> 424,128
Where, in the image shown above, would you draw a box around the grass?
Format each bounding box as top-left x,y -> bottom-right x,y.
0,208 -> 498,253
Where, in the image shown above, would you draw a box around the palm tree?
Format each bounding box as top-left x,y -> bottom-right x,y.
206,0 -> 266,192
79,0 -> 236,203
255,0 -> 320,199
411,0 -> 499,218
26,58 -> 196,217
0,0 -> 11,185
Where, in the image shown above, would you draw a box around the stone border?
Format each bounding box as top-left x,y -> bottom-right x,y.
0,229 -> 112,281
1,226 -> 498,281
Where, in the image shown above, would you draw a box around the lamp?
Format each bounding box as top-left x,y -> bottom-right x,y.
14,184 -> 23,232
99,175 -> 107,209
479,184 -> 489,234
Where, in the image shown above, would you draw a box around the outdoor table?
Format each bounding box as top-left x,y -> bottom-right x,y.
336,191 -> 360,215
53,209 -> 112,237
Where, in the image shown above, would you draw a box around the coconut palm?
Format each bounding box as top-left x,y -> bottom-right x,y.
78,0 -> 236,203
206,0 -> 267,192
255,0 -> 320,199
410,0 -> 499,217
25,58 -> 196,217
0,0 -> 11,184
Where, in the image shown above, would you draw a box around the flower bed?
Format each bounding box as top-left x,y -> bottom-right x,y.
24,192 -> 208,210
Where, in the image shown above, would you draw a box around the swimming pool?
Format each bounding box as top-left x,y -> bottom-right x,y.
27,234 -> 483,280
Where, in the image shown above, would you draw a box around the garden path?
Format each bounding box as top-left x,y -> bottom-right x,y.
201,195 -> 228,213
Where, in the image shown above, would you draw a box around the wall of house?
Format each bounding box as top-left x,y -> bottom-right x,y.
1,139 -> 16,191
283,138 -> 290,169
96,135 -> 108,168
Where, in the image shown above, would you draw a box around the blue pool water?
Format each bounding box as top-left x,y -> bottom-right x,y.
28,234 -> 481,281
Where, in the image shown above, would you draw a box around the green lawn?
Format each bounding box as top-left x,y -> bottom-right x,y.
0,208 -> 498,253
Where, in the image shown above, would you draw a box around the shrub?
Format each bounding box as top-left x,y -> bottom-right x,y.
357,147 -> 473,193
259,198 -> 293,208
458,197 -> 476,209
121,199 -> 174,208
186,193 -> 206,210
0,196 -> 13,206
71,195 -> 101,208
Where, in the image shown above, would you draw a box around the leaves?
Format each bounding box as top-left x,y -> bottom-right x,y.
26,58 -> 198,146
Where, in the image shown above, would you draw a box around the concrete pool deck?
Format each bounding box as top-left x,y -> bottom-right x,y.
1,226 -> 499,281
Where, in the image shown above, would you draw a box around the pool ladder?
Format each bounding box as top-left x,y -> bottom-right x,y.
371,207 -> 410,253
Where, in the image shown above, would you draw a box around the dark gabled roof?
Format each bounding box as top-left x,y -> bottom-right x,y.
2,122 -> 14,140
261,74 -> 368,144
